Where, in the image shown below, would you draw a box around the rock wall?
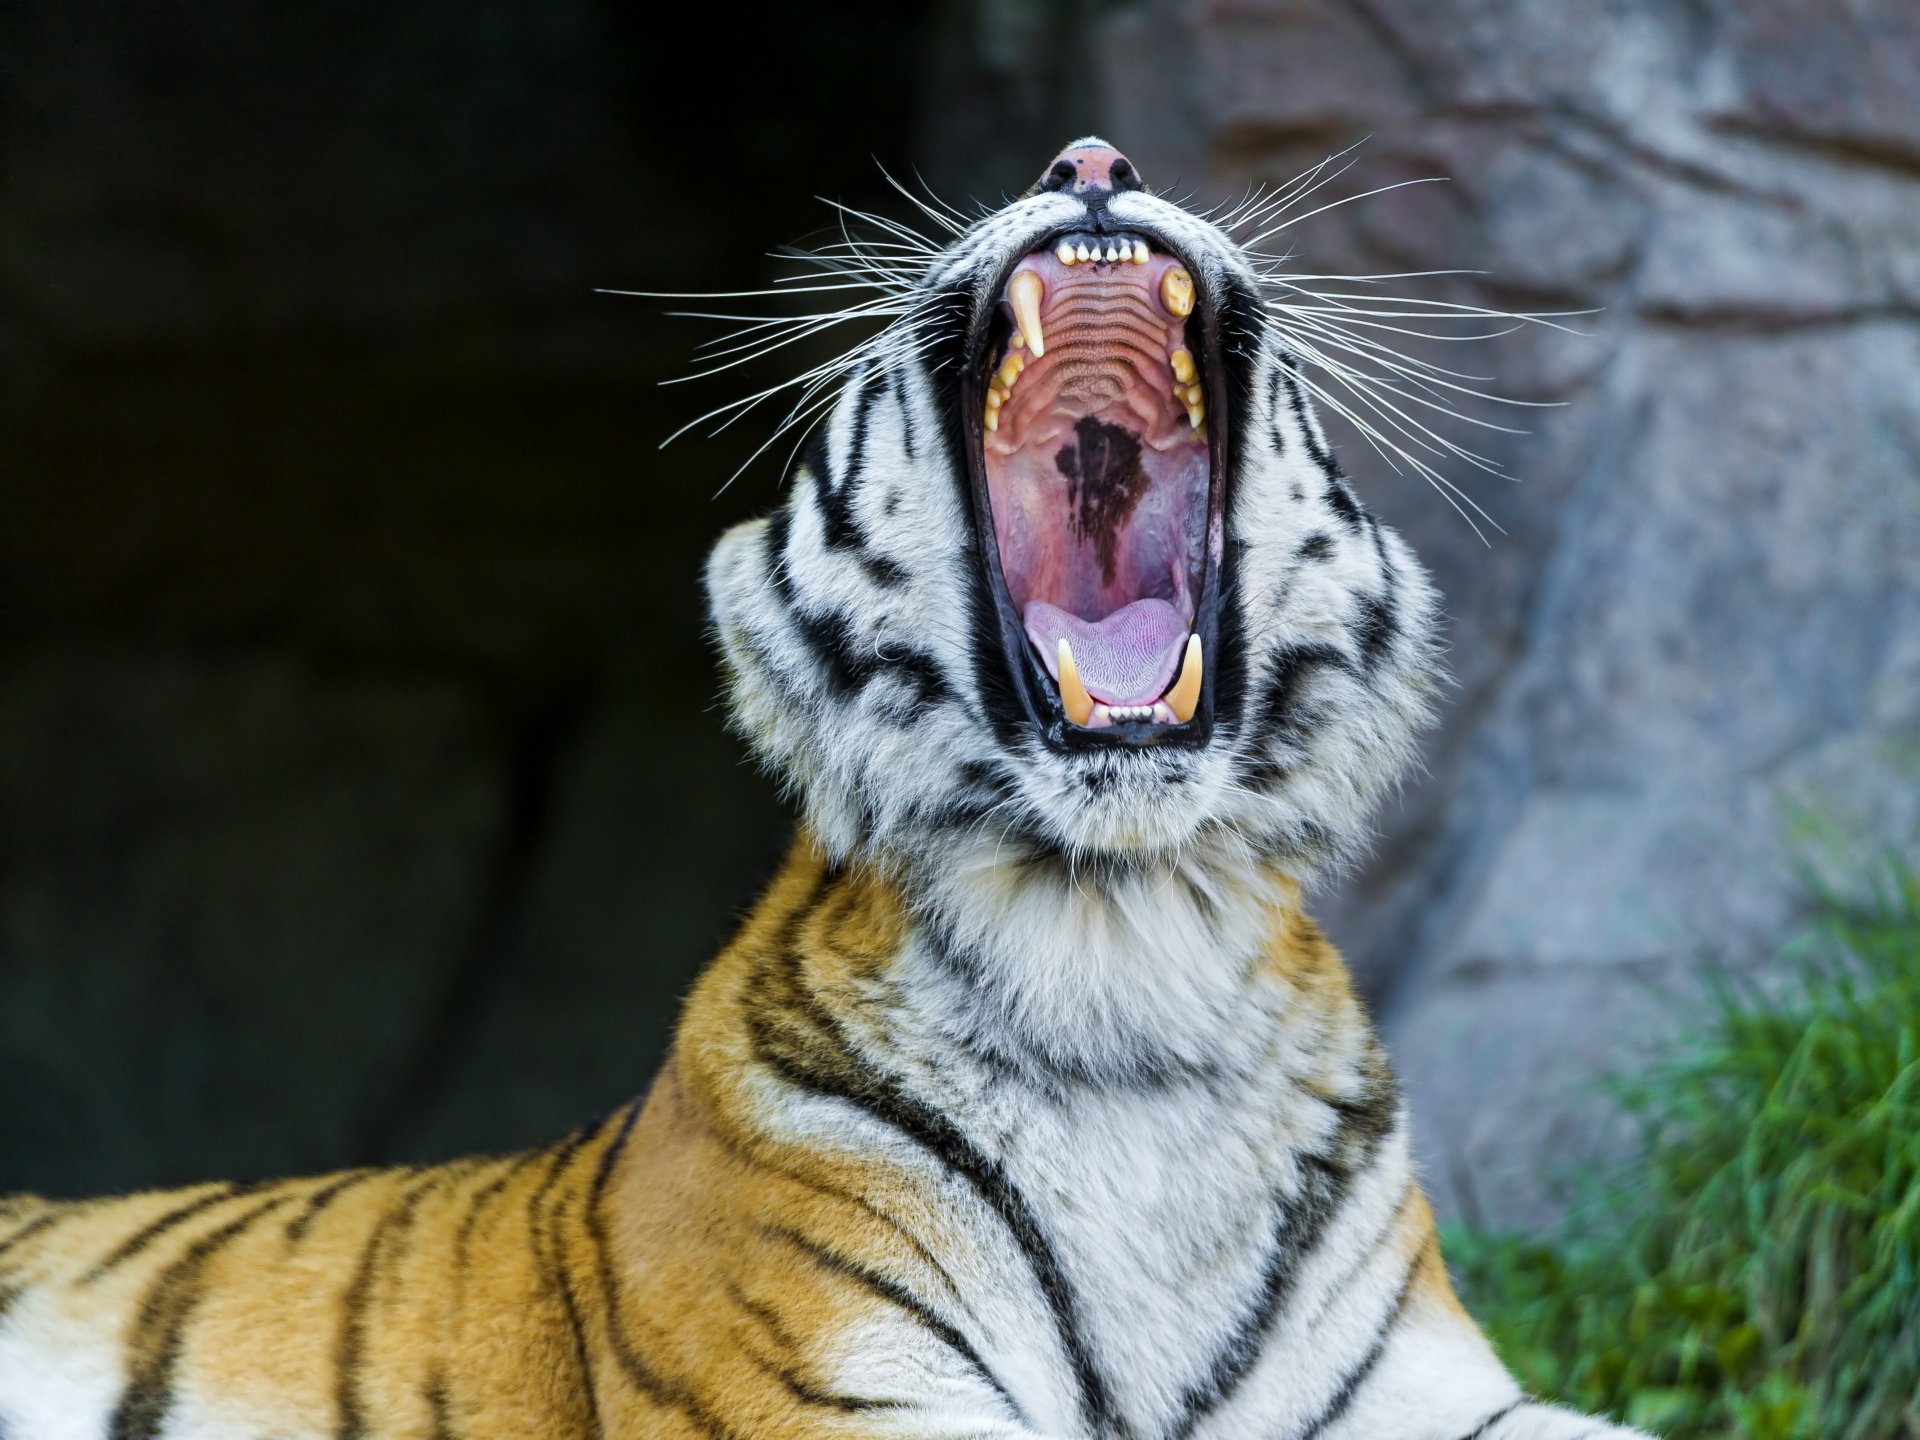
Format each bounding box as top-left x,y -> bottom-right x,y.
927,0 -> 1920,1228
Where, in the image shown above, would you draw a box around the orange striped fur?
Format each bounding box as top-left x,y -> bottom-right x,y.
0,837 -> 1463,1438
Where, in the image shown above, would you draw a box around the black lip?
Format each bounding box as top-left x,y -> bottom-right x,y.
961,221 -> 1229,754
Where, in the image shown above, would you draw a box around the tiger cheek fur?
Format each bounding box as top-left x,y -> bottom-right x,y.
0,140 -> 1653,1440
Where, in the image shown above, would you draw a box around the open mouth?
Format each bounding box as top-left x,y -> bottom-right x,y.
967,228 -> 1225,745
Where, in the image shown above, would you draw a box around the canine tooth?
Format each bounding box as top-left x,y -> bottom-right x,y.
1057,639 -> 1095,727
1133,240 -> 1150,263
1170,348 -> 1195,384
1165,635 -> 1202,723
1009,271 -> 1046,359
1076,242 -> 1092,263
1056,241 -> 1076,265
1160,266 -> 1194,318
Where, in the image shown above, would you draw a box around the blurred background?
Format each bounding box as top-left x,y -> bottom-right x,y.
4,0 -> 1917,1243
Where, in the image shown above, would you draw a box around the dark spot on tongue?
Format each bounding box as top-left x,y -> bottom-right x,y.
1054,416 -> 1151,586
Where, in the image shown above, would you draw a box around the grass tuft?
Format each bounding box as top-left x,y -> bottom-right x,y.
1445,865 -> 1920,1440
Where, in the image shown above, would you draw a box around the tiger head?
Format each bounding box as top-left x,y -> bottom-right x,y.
704,139 -> 1446,907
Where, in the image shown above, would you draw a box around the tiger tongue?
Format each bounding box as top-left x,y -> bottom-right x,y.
1025,598 -> 1189,706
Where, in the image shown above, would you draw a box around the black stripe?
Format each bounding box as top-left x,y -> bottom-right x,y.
727,1279 -> 806,1352
764,1225 -> 1026,1426
286,1169 -> 380,1243
452,1150 -> 542,1279
1352,596 -> 1395,671
1352,521 -> 1401,671
1211,537 -> 1253,744
742,1345 -> 904,1414
1324,476 -> 1366,531
1279,366 -> 1338,479
706,1111 -> 968,1302
335,1171 -> 453,1440
1269,367 -> 1291,458
0,1212 -> 61,1265
582,1102 -> 735,1440
836,368 -> 881,501
811,373 -> 908,590
1238,642 -> 1354,785
1292,1258 -> 1421,1440
1167,1056 -> 1401,1438
106,1194 -> 292,1440
748,882 -> 1099,1435
785,600 -> 953,711
920,760 -> 1022,834
765,501 -> 796,604
1460,1398 -> 1526,1440
522,1123 -> 609,1440
88,1184 -> 251,1282
1277,365 -> 1368,531
1297,532 -> 1334,562
768,467 -> 950,714
889,368 -> 918,462
922,919 -> 1223,1094
1208,277 -> 1270,757
425,1371 -> 458,1440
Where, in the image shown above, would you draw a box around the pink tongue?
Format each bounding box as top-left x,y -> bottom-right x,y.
1025,599 -> 1190,706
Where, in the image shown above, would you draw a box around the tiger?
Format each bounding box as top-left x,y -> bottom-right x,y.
0,139 -> 1651,1440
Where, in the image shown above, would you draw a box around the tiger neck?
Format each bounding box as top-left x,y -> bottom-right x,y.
779,826 -> 1317,1087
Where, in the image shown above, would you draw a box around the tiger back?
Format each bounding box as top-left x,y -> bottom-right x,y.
0,141 -> 1652,1440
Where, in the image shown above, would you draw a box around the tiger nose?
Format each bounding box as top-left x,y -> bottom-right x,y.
1037,140 -> 1144,196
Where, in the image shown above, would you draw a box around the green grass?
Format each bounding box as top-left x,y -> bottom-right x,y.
1445,866 -> 1920,1440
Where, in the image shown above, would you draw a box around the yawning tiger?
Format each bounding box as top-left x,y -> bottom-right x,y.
0,139 -> 1649,1440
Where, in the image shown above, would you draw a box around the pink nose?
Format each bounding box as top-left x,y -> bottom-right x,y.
1037,139 -> 1143,196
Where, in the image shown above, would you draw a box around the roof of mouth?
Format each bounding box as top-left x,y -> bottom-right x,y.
979,238 -> 1213,728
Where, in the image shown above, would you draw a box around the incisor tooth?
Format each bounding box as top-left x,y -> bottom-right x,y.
1165,635 -> 1202,723
1133,240 -> 1149,263
1160,266 -> 1194,318
1056,241 -> 1076,265
1076,242 -> 1092,263
1105,243 -> 1119,262
1057,639 -> 1095,727
1170,348 -> 1195,384
1009,271 -> 1046,359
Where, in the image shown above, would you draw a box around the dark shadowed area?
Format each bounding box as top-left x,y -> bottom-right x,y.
5,1 -> 1918,1226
